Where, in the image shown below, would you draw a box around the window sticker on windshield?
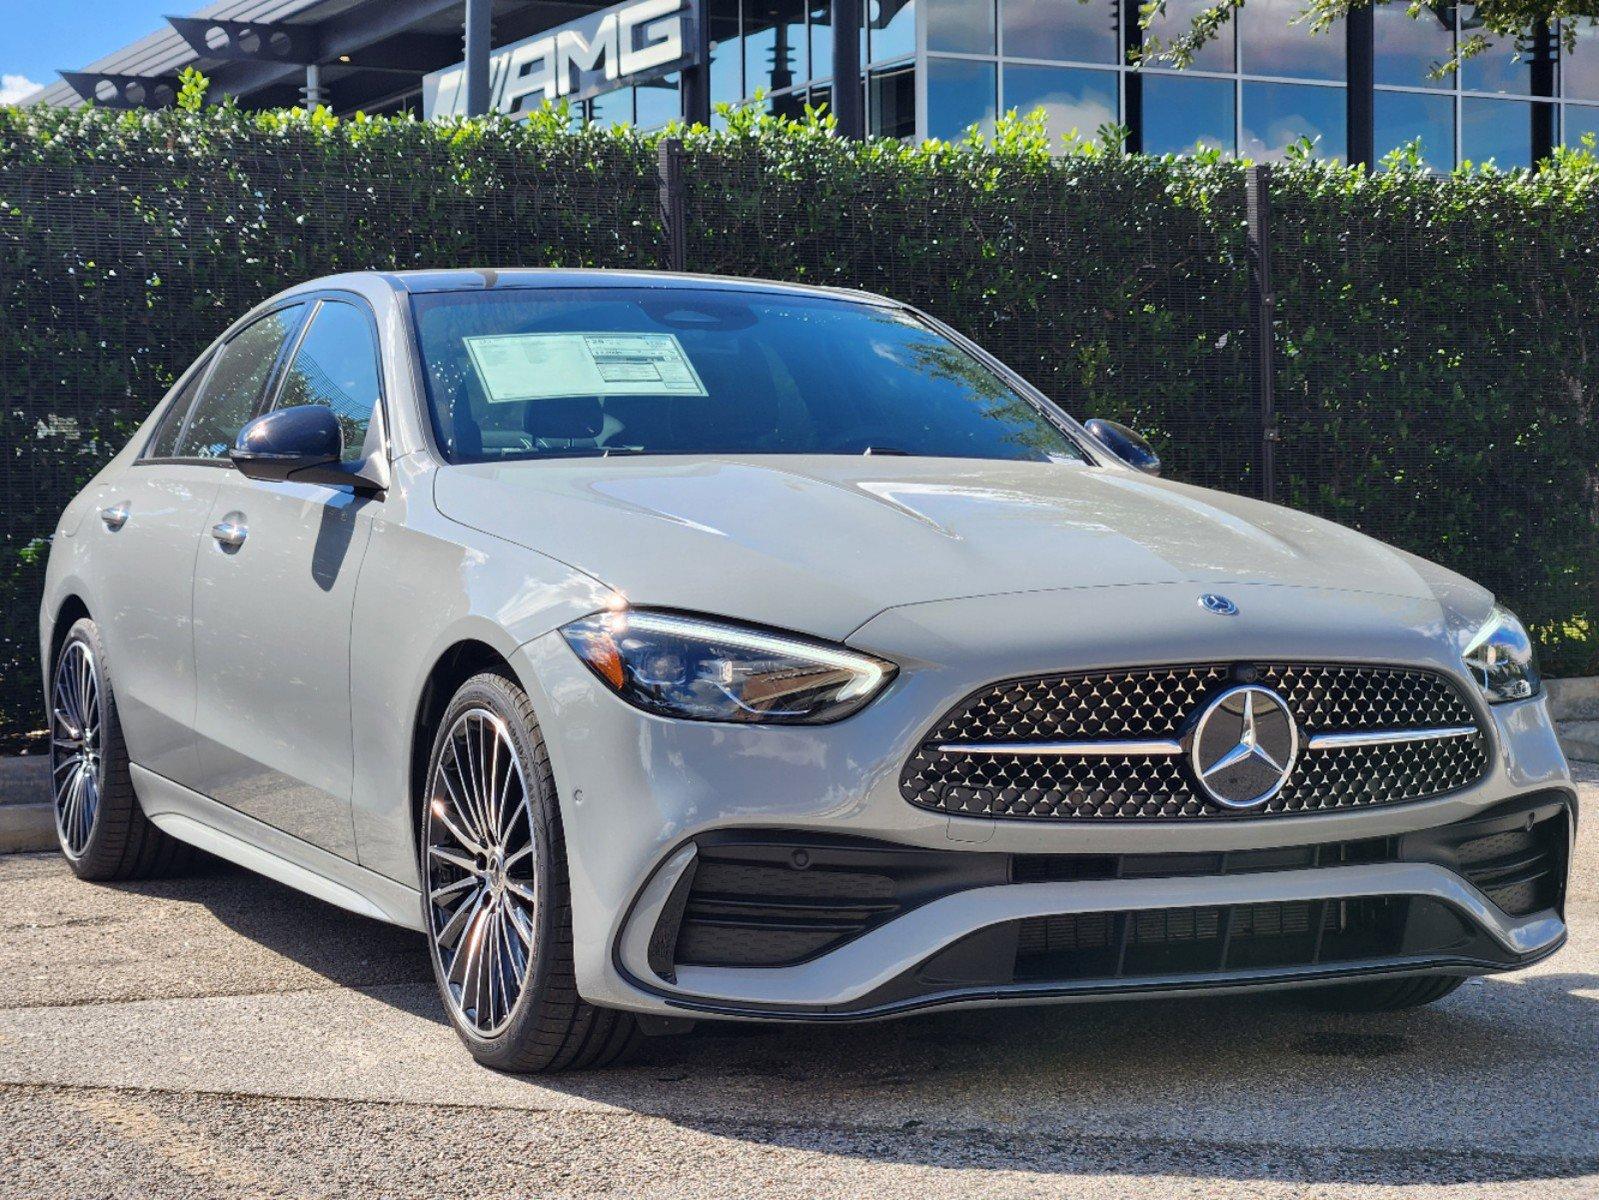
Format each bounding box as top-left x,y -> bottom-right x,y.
462,332 -> 708,403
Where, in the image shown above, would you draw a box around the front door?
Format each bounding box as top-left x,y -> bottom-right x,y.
190,297 -> 386,860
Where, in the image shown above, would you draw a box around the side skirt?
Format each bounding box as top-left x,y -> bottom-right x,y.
131,764 -> 425,931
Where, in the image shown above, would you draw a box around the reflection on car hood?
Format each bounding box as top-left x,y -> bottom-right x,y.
433,455 -> 1447,640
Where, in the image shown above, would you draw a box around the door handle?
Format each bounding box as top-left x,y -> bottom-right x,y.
211,515 -> 247,550
99,504 -> 129,531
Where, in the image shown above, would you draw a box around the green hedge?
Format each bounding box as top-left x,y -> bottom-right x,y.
0,98 -> 1594,739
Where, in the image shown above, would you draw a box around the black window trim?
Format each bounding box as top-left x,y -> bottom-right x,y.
136,298 -> 310,467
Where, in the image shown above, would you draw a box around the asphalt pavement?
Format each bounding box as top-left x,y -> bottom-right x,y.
3,767 -> 1596,1199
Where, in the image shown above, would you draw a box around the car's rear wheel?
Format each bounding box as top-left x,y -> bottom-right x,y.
50,617 -> 189,880
420,669 -> 639,1072
1297,974 -> 1466,1012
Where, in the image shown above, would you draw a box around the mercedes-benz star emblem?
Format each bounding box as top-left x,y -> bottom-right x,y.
1199,593 -> 1238,615
1188,684 -> 1299,810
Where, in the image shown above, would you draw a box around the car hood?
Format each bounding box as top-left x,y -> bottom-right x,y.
434,456 -> 1459,641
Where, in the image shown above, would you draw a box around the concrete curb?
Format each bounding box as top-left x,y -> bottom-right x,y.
0,754 -> 50,805
1559,720 -> 1599,765
1548,676 -> 1599,722
0,757 -> 54,854
1549,677 -> 1599,764
0,802 -> 54,853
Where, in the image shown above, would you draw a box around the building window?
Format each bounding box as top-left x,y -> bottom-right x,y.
1142,74 -> 1234,155
1374,88 -> 1454,168
1242,80 -> 1347,160
810,1 -> 834,79
1562,20 -> 1599,148
586,87 -> 633,127
871,0 -> 916,64
634,74 -> 682,131
870,63 -> 916,137
1375,3 -> 1454,89
1004,64 -> 1119,145
1565,20 -> 1599,101
745,0 -> 809,97
708,0 -> 743,123
1565,101 -> 1599,146
1144,0 -> 1235,72
1001,0 -> 1119,67
1138,0 -> 1346,159
1369,5 -> 1562,169
1237,0 -> 1345,81
1462,96 -> 1538,166
927,0 -> 995,54
927,57 -> 997,138
1458,19 -> 1532,95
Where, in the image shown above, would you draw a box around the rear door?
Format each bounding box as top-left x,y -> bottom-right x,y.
190,295 -> 387,860
88,304 -> 306,789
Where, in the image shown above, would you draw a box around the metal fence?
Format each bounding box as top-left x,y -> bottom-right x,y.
0,122 -> 1594,740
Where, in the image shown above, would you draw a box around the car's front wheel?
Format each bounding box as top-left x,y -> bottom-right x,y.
420,669 -> 639,1072
49,617 -> 189,880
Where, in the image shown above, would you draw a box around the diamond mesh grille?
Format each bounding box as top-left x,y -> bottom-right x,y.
901,663 -> 1488,821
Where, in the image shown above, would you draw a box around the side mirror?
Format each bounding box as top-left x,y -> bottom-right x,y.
230,407 -> 380,494
1084,417 -> 1161,476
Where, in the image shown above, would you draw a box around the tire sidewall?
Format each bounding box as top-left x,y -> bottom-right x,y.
419,671 -> 563,1067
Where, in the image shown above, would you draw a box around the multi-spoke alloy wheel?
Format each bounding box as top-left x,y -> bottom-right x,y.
46,618 -> 188,882
421,671 -> 640,1071
425,708 -> 538,1037
51,639 -> 102,858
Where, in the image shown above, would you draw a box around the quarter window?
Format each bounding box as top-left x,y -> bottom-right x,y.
272,300 -> 382,463
146,355 -> 213,459
173,306 -> 303,459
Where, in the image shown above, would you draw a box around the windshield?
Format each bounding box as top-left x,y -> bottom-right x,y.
410,287 -> 1087,464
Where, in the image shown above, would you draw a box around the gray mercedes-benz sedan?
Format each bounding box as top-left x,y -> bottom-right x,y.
41,269 -> 1573,1072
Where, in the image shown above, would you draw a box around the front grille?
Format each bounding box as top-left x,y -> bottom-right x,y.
901,662 -> 1489,820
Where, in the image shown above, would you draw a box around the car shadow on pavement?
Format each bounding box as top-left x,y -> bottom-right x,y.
568,976 -> 1599,1188
115,859 -> 1599,1188
104,856 -> 440,1019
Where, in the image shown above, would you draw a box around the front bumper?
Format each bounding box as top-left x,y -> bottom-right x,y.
615,796 -> 1568,1019
513,584 -> 1575,1020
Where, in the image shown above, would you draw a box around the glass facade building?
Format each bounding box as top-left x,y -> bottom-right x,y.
596,2 -> 1599,171
41,0 -> 1598,172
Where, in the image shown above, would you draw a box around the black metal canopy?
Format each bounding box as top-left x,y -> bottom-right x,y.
48,1 -> 621,118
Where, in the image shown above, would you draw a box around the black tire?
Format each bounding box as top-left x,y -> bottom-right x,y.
419,669 -> 640,1073
49,617 -> 191,881
1297,974 -> 1466,1012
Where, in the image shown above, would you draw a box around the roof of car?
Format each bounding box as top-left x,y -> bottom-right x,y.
367,268 -> 897,306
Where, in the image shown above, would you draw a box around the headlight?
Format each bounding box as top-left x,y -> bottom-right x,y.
1460,605 -> 1540,703
560,609 -> 896,724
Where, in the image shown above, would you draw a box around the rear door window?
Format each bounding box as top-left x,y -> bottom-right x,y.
171,305 -> 304,460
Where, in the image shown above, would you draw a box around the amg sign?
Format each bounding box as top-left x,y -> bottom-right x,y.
423,0 -> 697,118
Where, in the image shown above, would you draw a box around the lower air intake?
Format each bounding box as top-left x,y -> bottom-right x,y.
1008,896 -> 1462,981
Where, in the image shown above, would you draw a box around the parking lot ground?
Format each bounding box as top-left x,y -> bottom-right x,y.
3,768 -> 1596,1199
